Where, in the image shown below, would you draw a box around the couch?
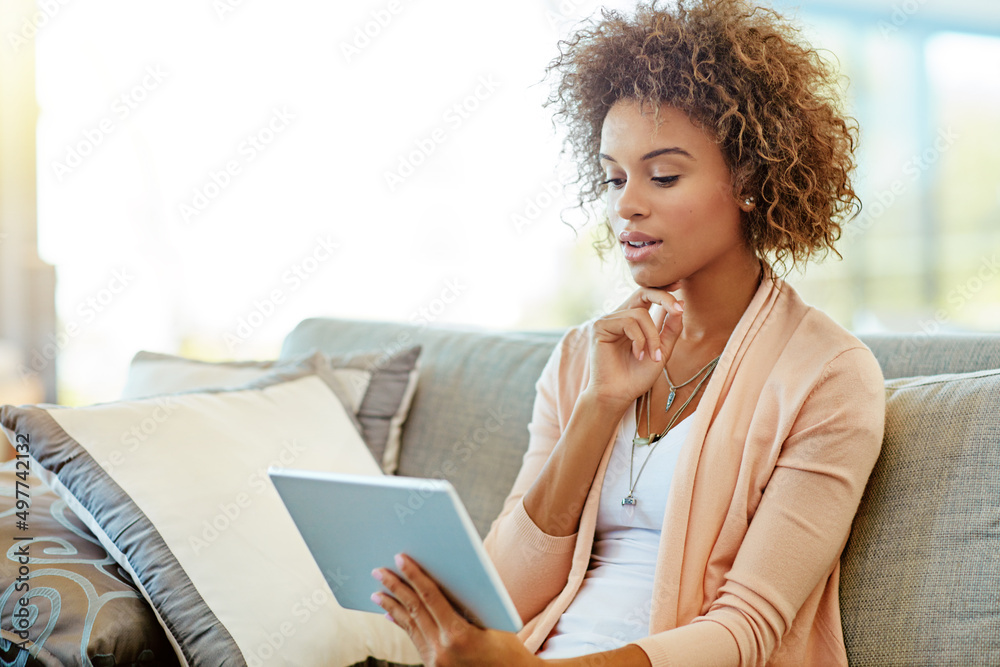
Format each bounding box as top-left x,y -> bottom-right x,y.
3,316 -> 1000,666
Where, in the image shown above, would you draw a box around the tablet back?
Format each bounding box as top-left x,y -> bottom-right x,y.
269,468 -> 522,633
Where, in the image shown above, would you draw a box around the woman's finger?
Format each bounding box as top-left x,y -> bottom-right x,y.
657,302 -> 684,358
394,554 -> 471,635
372,566 -> 437,645
371,590 -> 407,629
594,314 -> 647,360
616,286 -> 684,316
371,587 -> 434,661
595,309 -> 666,361
612,288 -> 684,357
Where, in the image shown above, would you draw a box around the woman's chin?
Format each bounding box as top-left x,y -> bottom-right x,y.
633,273 -> 682,292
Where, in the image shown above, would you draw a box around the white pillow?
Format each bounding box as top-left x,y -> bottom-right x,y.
0,369 -> 421,666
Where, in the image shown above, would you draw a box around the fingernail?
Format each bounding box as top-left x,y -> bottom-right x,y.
371,592 -> 382,604
371,569 -> 383,581
385,613 -> 395,623
655,349 -> 662,362
394,554 -> 405,569
639,350 -> 645,361
675,302 -> 684,312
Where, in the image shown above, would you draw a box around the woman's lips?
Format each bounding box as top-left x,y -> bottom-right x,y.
619,230 -> 663,263
621,239 -> 662,262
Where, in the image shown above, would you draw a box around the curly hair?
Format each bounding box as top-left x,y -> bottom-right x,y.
546,0 -> 860,272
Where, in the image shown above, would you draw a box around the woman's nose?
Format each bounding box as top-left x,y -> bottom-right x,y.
613,180 -> 650,221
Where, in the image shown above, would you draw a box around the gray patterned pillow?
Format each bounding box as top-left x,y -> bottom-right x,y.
0,461 -> 177,666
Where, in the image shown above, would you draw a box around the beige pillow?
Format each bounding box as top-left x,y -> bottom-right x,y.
0,369 -> 422,666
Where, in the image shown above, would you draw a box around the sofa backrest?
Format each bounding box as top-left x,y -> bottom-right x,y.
282,318 -> 1000,665
281,318 -> 561,537
860,332 -> 1000,379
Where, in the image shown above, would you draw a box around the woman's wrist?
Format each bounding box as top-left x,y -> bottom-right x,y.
541,644 -> 652,667
578,386 -> 634,418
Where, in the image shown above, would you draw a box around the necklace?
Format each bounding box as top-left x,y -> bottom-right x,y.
623,355 -> 720,506
663,355 -> 721,411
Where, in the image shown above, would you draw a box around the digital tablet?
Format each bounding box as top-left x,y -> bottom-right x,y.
269,468 -> 523,633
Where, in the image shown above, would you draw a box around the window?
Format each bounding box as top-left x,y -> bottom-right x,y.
24,0 -> 1000,404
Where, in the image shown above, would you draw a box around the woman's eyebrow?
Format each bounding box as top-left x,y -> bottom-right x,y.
599,147 -> 695,162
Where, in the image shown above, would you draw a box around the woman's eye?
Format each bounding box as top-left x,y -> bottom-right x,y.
601,175 -> 677,189
653,176 -> 679,186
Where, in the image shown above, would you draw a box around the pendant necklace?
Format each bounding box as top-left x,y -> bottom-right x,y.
623,355 -> 721,506
664,354 -> 721,411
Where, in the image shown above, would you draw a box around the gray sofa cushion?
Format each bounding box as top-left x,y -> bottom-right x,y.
840,368 -> 1000,666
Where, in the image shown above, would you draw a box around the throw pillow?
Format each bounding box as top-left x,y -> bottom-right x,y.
0,369 -> 422,667
0,461 -> 178,665
119,347 -> 421,474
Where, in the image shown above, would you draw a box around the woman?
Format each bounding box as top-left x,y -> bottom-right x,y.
370,1 -> 885,664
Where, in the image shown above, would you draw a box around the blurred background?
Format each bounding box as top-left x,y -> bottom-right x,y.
0,0 -> 998,407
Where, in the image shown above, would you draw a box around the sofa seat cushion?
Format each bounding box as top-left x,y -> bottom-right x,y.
840,368 -> 1000,665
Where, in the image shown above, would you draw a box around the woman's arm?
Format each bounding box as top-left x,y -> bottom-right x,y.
482,391 -> 631,621
484,290 -> 683,620
371,290 -> 686,665
480,325 -> 592,621
521,389 -> 630,536
520,289 -> 684,537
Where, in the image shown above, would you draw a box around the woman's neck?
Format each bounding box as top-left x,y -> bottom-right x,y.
674,256 -> 764,348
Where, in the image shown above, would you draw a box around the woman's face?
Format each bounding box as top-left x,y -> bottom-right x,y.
599,100 -> 755,291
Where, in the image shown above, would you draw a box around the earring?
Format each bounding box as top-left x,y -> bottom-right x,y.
744,196 -> 755,206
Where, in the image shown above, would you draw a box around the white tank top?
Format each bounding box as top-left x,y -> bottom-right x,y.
536,403 -> 693,658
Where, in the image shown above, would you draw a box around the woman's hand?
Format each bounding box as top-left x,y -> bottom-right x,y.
372,554 -> 540,667
586,286 -> 684,408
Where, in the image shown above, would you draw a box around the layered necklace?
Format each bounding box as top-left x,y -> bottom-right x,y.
623,355 -> 721,506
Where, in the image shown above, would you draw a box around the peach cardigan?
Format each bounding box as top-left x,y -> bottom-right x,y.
483,277 -> 885,666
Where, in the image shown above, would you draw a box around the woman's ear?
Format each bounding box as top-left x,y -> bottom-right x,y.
739,195 -> 756,212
